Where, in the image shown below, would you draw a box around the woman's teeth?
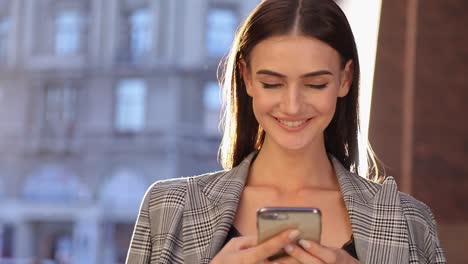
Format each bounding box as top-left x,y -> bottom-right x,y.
278,119 -> 307,127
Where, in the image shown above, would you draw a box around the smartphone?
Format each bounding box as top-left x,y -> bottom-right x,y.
257,207 -> 322,261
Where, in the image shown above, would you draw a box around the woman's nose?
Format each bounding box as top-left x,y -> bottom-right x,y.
281,87 -> 302,115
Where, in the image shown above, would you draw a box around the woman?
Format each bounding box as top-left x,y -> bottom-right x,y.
126,0 -> 446,263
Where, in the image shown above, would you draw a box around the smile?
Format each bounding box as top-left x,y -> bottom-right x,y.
275,118 -> 311,130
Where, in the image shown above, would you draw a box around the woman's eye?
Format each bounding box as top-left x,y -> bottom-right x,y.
261,82 -> 282,89
306,83 -> 328,89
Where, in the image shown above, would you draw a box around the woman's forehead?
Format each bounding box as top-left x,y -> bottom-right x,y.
248,35 -> 342,73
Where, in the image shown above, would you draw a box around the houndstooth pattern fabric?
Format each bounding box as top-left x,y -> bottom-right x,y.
126,152 -> 446,263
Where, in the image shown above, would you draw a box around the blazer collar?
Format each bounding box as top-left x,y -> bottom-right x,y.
189,152 -> 255,263
194,152 -> 409,263
201,152 -> 255,205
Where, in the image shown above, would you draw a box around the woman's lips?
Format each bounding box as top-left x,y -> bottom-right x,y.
275,117 -> 312,131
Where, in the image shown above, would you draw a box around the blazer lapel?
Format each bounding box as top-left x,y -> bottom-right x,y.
332,157 -> 409,263
183,153 -> 255,264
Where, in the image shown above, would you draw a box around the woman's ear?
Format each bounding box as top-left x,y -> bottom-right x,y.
239,59 -> 253,96
338,60 -> 353,98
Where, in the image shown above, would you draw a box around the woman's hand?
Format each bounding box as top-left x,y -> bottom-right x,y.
210,229 -> 301,264
277,239 -> 359,264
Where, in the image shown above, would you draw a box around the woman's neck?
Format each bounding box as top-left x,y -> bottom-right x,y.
247,137 -> 339,194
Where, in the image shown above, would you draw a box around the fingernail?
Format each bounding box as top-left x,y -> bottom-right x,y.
284,244 -> 294,253
288,230 -> 300,240
299,239 -> 311,249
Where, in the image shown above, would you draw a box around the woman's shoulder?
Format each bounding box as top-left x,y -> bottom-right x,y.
346,170 -> 436,217
365,175 -> 434,212
398,190 -> 438,228
377,176 -> 436,221
369,176 -> 438,228
144,169 -> 230,201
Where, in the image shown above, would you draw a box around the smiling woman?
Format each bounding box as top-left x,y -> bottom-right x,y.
126,1 -> 446,263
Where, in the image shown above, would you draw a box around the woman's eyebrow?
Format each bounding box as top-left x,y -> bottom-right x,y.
256,69 -> 286,78
256,69 -> 333,78
301,70 -> 333,78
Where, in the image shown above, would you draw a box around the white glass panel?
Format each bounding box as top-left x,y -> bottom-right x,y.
207,7 -> 237,57
55,11 -> 84,55
130,9 -> 152,61
203,81 -> 221,134
115,79 -> 147,132
203,81 -> 221,111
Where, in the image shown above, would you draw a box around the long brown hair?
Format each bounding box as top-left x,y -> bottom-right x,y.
218,0 -> 380,180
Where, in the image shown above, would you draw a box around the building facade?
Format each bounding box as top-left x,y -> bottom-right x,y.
0,0 -> 259,263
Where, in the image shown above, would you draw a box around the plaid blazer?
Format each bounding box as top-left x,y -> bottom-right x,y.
126,152 -> 446,263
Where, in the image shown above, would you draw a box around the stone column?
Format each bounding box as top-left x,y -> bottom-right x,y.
13,221 -> 32,259
72,210 -> 99,264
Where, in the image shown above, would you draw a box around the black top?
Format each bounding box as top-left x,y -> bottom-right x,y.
223,226 -> 359,260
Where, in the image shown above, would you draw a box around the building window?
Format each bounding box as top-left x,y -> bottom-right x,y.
0,18 -> 9,61
118,7 -> 153,63
206,6 -> 237,57
115,79 -> 147,133
203,81 -> 222,135
130,8 -> 152,62
55,10 -> 85,56
44,83 -> 77,137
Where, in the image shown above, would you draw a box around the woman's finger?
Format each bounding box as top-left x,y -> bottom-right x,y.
298,240 -> 337,263
224,235 -> 257,250
245,229 -> 301,261
284,243 -> 325,264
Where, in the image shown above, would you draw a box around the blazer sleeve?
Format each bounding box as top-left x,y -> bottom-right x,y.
126,185 -> 153,264
401,193 -> 447,263
426,206 -> 446,264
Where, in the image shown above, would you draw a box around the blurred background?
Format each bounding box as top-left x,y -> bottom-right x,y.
0,0 -> 466,263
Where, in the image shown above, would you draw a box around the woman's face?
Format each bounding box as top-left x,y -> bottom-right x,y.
241,34 -> 353,152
